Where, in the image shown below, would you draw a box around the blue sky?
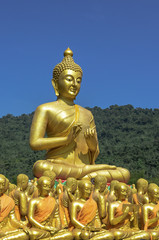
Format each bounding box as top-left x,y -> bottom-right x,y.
0,0 -> 159,117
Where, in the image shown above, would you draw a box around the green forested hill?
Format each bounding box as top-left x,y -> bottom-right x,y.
0,105 -> 159,184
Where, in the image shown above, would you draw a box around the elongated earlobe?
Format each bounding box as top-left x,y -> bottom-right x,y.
52,78 -> 59,96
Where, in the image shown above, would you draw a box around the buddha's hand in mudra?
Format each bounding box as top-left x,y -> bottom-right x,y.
66,123 -> 82,144
84,128 -> 97,152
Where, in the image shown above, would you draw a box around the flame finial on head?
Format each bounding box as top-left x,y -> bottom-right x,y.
64,47 -> 73,57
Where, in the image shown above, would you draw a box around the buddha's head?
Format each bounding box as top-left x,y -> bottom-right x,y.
78,180 -> 92,200
37,176 -> 52,197
94,175 -> 107,193
114,182 -> 128,201
17,174 -> 29,191
147,184 -> 159,204
66,177 -> 77,194
52,48 -> 83,100
136,178 -> 148,194
0,174 -> 7,196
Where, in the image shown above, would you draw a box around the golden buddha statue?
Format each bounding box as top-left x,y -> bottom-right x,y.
10,174 -> 29,221
108,182 -> 150,240
70,179 -> 114,240
30,48 -> 130,183
143,184 -> 159,239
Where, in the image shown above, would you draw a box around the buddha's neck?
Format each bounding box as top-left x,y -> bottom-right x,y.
57,96 -> 75,106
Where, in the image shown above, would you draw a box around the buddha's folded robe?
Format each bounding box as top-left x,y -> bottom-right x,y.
45,104 -> 98,165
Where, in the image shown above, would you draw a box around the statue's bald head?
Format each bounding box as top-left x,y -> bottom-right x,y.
136,178 -> 148,193
17,174 -> 29,191
0,174 -> 7,195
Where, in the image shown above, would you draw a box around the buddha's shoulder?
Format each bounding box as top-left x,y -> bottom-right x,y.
77,105 -> 93,117
35,102 -> 60,112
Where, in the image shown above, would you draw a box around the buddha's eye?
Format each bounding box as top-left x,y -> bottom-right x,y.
77,78 -> 81,84
65,75 -> 73,82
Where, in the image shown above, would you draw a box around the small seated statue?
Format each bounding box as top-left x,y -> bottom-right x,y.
59,177 -> 78,228
70,179 -> 114,240
10,174 -> 29,221
0,174 -> 30,240
132,178 -> 149,205
28,176 -> 73,240
92,175 -> 108,220
108,182 -> 150,240
143,184 -> 159,239
30,47 -> 130,183
107,180 -> 119,203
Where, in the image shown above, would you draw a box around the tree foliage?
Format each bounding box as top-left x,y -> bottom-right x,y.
0,105 -> 159,184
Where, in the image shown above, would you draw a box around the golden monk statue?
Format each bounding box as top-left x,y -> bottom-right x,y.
27,176 -> 73,240
70,179 -> 114,240
59,177 -> 78,229
143,184 -> 159,239
108,182 -> 150,240
30,48 -> 130,183
0,174 -> 30,240
10,174 -> 29,221
92,175 -> 108,220
132,178 -> 149,206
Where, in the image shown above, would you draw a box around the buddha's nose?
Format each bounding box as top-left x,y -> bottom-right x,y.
72,79 -> 77,86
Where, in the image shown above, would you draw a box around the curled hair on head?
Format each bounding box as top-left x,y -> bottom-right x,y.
53,48 -> 83,82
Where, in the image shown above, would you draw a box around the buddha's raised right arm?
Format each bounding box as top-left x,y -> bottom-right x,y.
30,105 -> 77,151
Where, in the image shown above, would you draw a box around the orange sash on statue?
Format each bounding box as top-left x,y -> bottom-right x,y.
132,193 -> 139,205
59,192 -> 70,227
0,194 -> 15,222
144,203 -> 159,231
108,200 -> 131,229
77,195 -> 97,225
34,196 -> 56,223
9,189 -> 21,221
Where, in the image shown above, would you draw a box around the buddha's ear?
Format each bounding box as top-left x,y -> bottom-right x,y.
52,78 -> 59,96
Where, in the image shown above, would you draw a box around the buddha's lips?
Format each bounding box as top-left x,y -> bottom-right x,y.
70,88 -> 77,93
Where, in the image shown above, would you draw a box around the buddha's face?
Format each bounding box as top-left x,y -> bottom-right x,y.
117,184 -> 128,201
0,177 -> 6,196
55,69 -> 82,100
81,182 -> 92,200
39,178 -> 52,197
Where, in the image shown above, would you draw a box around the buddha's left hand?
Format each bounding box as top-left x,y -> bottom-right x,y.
84,128 -> 97,151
